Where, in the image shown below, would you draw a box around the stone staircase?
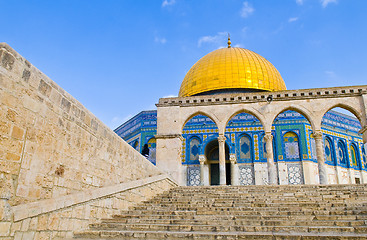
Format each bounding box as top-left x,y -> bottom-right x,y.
74,184 -> 367,239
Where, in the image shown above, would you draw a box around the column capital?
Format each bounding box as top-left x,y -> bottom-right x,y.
264,132 -> 273,142
199,155 -> 206,164
313,131 -> 323,140
229,154 -> 237,164
217,134 -> 226,143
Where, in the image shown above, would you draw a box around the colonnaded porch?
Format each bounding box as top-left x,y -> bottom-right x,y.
155,85 -> 367,186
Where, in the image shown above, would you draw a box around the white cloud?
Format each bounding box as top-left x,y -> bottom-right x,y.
198,32 -> 227,47
240,1 -> 254,18
154,36 -> 167,44
321,0 -> 338,8
325,70 -> 337,78
288,17 -> 299,23
242,27 -> 248,33
163,94 -> 177,98
296,0 -> 304,5
162,0 -> 176,7
233,44 -> 243,48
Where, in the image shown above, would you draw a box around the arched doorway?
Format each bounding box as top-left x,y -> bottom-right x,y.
182,114 -> 219,186
205,139 -> 230,185
225,112 -> 264,185
272,110 -> 308,185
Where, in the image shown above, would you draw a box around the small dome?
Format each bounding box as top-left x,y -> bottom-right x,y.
179,47 -> 286,97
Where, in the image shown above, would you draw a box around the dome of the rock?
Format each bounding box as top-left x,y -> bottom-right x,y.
179,47 -> 286,97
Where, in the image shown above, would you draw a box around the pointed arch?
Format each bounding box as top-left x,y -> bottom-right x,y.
224,108 -> 266,131
320,103 -> 364,127
181,111 -> 220,133
270,105 -> 316,131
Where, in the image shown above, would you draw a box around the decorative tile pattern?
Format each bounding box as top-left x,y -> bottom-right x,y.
362,145 -> 367,168
287,163 -> 304,185
187,166 -> 201,186
182,138 -> 186,162
338,141 -> 347,165
190,138 -> 200,161
239,135 -> 251,159
324,137 -> 335,164
254,135 -> 259,160
239,165 -> 255,185
284,132 -> 300,160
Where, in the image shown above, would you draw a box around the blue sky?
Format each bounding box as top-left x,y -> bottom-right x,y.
2,0 -> 366,129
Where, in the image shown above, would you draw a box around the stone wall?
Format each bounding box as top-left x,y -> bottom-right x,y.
0,43 -> 177,239
7,175 -> 175,239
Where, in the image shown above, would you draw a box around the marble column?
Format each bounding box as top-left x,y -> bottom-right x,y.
199,155 -> 206,186
218,134 -> 227,185
230,154 -> 238,185
264,132 -> 277,185
314,131 -> 328,185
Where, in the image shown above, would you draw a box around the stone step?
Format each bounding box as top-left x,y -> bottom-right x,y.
121,208 -> 367,217
109,213 -> 367,221
132,202 -> 362,209
87,222 -> 363,233
72,185 -> 367,239
74,229 -> 367,240
163,194 -> 367,200
92,218 -> 366,228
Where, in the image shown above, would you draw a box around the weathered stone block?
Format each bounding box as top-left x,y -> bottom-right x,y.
21,231 -> 35,240
37,215 -> 48,231
0,50 -> 15,70
21,69 -> 31,83
38,79 -> 51,97
0,222 -> 11,236
20,218 -> 30,231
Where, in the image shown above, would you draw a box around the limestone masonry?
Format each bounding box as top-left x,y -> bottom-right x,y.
0,43 -> 176,239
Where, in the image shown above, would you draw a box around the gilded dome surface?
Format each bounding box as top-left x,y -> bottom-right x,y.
179,47 -> 286,97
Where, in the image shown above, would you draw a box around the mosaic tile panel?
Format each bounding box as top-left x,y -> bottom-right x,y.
239,165 -> 255,185
187,166 -> 201,186
190,138 -> 200,161
239,135 -> 251,159
285,142 -> 300,159
338,141 -> 347,165
287,163 -> 304,185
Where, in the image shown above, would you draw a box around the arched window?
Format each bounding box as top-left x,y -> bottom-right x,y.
147,138 -> 156,164
239,134 -> 252,161
133,140 -> 139,151
148,138 -> 156,149
189,137 -> 201,161
350,144 -> 360,168
283,131 -> 300,160
324,137 -> 336,165
337,140 -> 347,166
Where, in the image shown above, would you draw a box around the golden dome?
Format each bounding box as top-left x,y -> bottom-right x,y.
179,47 -> 286,97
